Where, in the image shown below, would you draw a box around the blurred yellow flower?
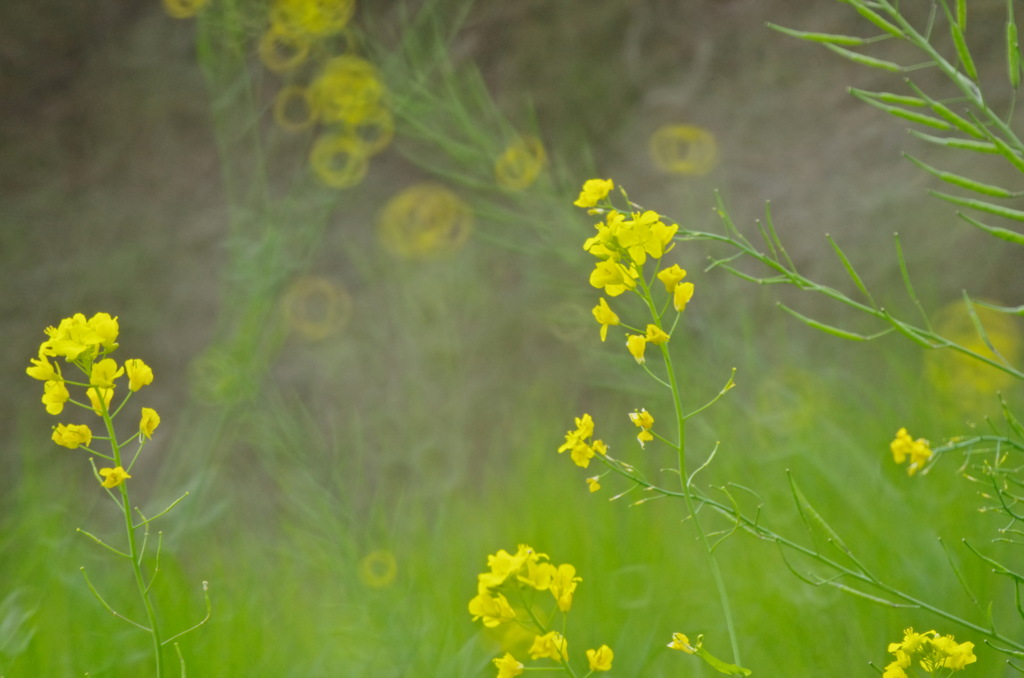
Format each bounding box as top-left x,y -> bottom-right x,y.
281,276 -> 353,340
585,476 -> 601,492
667,632 -> 696,653
573,178 -> 614,208
140,408 -> 161,440
890,428 -> 932,476
925,299 -> 1021,417
162,0 -> 209,19
586,644 -> 614,671
125,358 -> 154,392
90,358 -> 124,389
87,386 -> 114,416
649,124 -> 718,175
626,334 -> 647,364
495,135 -> 547,190
377,184 -> 474,258
269,0 -> 356,38
52,423 -> 93,449
492,652 -> 524,678
310,55 -> 384,126
629,408 -> 654,447
309,132 -> 369,188
548,564 -> 581,612
358,549 -> 398,588
592,298 -> 620,342
42,380 -> 69,415
468,591 -> 517,628
528,630 -> 568,661
99,466 -> 131,489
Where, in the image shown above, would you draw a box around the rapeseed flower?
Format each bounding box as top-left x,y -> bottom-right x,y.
626,334 -> 647,364
557,414 -> 607,468
52,423 -> 93,449
529,631 -> 568,662
573,178 -> 614,208
468,590 -> 517,628
629,408 -> 655,447
890,428 -> 933,476
592,298 -> 620,342
586,644 -> 614,671
668,632 -> 697,653
549,563 -> 581,612
492,653 -> 524,677
99,466 -> 131,489
124,359 -> 154,392
42,380 -> 70,415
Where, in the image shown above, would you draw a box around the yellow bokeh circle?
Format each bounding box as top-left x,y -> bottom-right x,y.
310,55 -> 385,126
377,184 -> 474,258
259,25 -> 312,73
309,132 -> 369,188
358,550 -> 398,589
281,276 -> 353,341
273,86 -> 316,132
649,124 -> 718,175
495,135 -> 547,191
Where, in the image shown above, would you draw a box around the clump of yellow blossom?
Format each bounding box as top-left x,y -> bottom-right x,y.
890,428 -> 933,476
557,413 -> 608,468
883,627 -> 976,677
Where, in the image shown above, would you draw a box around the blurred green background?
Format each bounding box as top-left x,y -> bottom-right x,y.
2,0 -> 1022,675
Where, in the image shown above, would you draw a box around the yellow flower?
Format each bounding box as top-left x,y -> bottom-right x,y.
87,387 -> 114,417
495,135 -> 547,190
585,476 -> 601,493
573,178 -> 614,208
269,0 -> 356,38
586,644 -> 614,671
42,380 -> 69,415
26,356 -> 60,381
377,184 -> 474,259
517,559 -> 556,591
479,545 -> 543,590
589,260 -> 638,297
99,466 -> 131,489
890,428 -> 933,476
492,653 -> 524,678
310,55 -> 384,125
656,264 -> 687,292
592,298 -> 620,342
667,632 -> 697,653
649,124 -> 718,175
140,408 -> 161,439
40,312 -> 119,361
549,564 -> 581,612
529,631 -> 568,662
626,334 -> 647,364
468,591 -> 517,628
90,358 -> 124,389
645,324 -> 670,345
124,359 -> 154,392
629,408 -> 655,448
674,281 -> 695,312
358,550 -> 398,588
616,210 -> 677,265
52,423 -> 93,449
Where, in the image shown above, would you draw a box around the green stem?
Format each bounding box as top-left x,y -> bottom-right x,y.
100,399 -> 164,677
636,275 -> 742,665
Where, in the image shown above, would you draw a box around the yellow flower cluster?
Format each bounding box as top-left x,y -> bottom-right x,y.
27,313 -> 160,489
254,0 -> 393,189
468,545 -> 612,676
573,179 -> 694,360
890,428 -> 933,476
883,628 -> 976,676
556,413 -> 607,469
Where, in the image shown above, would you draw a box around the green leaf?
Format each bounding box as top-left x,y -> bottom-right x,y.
694,644 -> 753,676
930,189 -> 1024,221
765,22 -> 872,46
1008,2 -> 1022,89
824,43 -> 903,71
904,154 -> 1023,198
